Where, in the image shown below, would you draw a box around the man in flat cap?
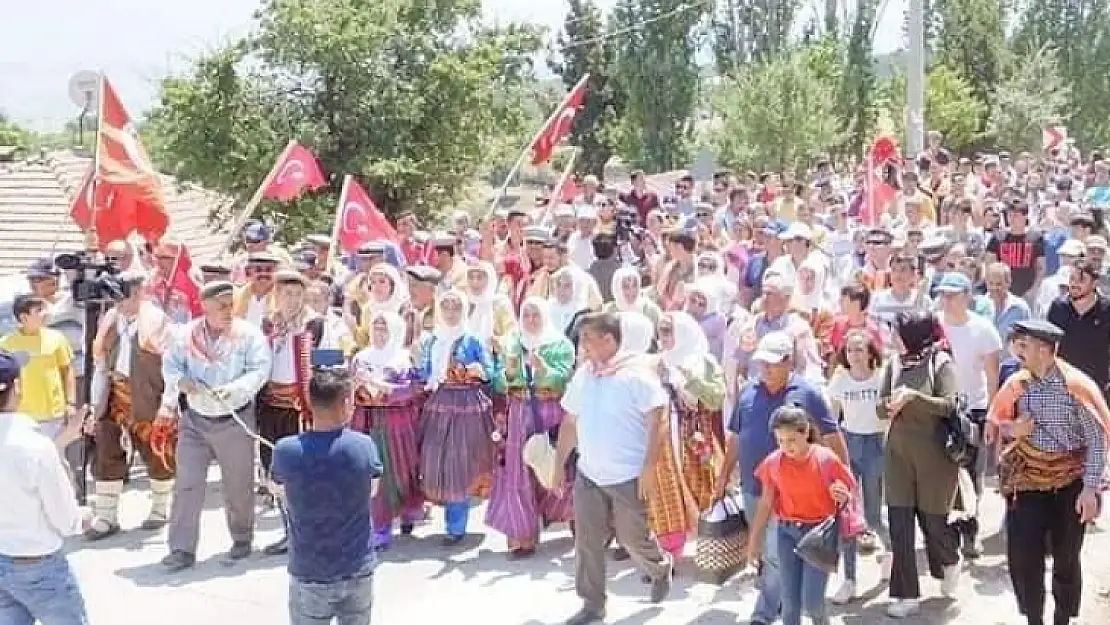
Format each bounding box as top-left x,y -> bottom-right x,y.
404,265 -> 440,355
233,251 -> 280,328
257,270 -> 325,556
987,318 -> 1109,625
430,233 -> 467,294
159,280 -> 272,571
199,262 -> 233,285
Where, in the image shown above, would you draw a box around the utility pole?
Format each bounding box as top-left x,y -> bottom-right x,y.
906,0 -> 926,158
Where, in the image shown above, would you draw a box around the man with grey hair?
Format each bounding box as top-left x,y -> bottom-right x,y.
984,262 -> 1031,342
731,272 -> 822,383
159,281 -> 272,572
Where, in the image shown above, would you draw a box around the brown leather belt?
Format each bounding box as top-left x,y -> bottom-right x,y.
7,555 -> 45,564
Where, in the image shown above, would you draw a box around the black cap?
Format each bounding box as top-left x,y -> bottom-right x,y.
507,208 -> 529,220
199,262 -> 232,275
405,265 -> 442,285
865,228 -> 893,244
247,251 -> 280,264
25,257 -> 60,279
274,270 -> 307,286
1012,319 -> 1064,346
357,241 -> 388,256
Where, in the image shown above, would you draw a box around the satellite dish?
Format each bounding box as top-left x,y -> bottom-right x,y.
68,71 -> 101,111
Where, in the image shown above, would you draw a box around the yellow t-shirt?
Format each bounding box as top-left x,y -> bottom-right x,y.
0,328 -> 73,421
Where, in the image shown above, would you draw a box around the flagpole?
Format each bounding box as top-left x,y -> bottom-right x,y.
539,147 -> 579,224
325,174 -> 352,273
485,74 -> 589,221
215,139 -> 297,258
84,73 -> 107,253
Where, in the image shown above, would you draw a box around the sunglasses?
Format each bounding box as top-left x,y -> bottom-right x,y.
698,262 -> 718,270
247,266 -> 275,276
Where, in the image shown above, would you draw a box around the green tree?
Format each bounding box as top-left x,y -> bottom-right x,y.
709,44 -> 845,172
549,0 -> 624,177
611,0 -> 705,172
835,1 -> 880,155
880,65 -> 987,152
145,0 -> 542,241
710,0 -> 802,73
931,0 -> 1008,109
986,45 -> 1070,152
0,113 -> 29,148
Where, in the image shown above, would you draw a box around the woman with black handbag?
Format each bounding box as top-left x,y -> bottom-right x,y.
877,311 -> 963,618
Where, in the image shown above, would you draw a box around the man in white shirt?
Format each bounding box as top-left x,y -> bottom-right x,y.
936,271 -> 1002,558
0,349 -> 90,625
553,312 -> 673,625
567,205 -> 599,270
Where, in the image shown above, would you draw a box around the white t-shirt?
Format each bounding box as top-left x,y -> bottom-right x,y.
827,368 -> 885,434
246,295 -> 267,328
562,363 -> 668,486
941,314 -> 1003,410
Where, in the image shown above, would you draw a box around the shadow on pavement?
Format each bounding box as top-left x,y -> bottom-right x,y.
113,550 -> 285,587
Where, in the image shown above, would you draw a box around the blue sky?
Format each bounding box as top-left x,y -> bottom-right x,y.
0,0 -> 906,129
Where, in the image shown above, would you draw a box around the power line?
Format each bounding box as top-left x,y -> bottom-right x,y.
555,1 -> 709,51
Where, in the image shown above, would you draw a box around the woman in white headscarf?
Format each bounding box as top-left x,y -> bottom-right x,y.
464,260 -> 515,347
684,278 -> 728,362
419,290 -> 495,545
351,310 -> 423,551
618,311 -> 656,354
695,250 -> 739,317
605,266 -> 662,326
647,311 -> 726,560
794,256 -> 835,367
547,267 -> 591,345
485,297 -> 576,557
357,263 -> 409,347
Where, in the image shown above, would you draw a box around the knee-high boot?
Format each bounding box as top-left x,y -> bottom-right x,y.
86,480 -> 124,540
142,479 -> 174,530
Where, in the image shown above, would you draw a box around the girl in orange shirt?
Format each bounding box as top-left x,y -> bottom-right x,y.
746,405 -> 856,625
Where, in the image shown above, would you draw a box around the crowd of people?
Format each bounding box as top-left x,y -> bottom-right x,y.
1,133 -> 1109,625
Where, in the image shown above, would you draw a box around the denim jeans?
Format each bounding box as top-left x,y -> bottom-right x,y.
743,492 -> 781,624
777,522 -> 833,625
842,431 -> 888,581
0,552 -> 89,625
289,565 -> 374,625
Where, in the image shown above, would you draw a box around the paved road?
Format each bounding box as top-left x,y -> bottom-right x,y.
69,468 -> 1110,625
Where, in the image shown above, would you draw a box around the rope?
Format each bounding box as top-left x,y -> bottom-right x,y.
195,380 -> 276,450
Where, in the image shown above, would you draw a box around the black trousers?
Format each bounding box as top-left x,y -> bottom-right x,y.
256,402 -> 300,474
953,408 -> 988,543
888,506 -> 960,599
1005,480 -> 1086,625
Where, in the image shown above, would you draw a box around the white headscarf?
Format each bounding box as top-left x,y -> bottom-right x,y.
685,278 -> 721,320
796,256 -> 826,312
548,267 -> 588,335
518,296 -> 563,351
366,264 -> 409,315
465,261 -> 501,341
695,250 -> 737,316
429,290 -> 469,387
352,310 -> 410,376
611,266 -> 644,312
618,311 -> 654,354
661,311 -> 710,370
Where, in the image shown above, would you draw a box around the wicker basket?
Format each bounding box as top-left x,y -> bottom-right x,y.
694,495 -> 748,585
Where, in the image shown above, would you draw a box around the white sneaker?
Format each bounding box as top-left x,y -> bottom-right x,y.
941,564 -> 960,598
886,598 -> 920,618
831,580 -> 857,605
878,553 -> 893,581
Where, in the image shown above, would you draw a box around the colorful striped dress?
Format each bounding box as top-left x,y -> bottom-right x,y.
485,335 -> 576,545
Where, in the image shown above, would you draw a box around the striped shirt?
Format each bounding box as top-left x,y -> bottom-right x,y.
1017,366 -> 1108,489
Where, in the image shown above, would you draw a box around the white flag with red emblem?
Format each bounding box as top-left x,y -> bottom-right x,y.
334,174 -> 398,254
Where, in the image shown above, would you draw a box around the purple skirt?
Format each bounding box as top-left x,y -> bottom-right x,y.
484,395 -> 574,542
353,404 -> 425,527
420,384 -> 494,503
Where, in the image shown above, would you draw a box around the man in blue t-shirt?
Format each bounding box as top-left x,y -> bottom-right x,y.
272,365 -> 382,625
714,332 -> 846,625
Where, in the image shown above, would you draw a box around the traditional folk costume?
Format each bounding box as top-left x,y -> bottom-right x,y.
86,301 -> 174,539
653,257 -> 694,312
465,261 -> 517,349
351,311 -> 425,550
548,267 -> 592,349
419,290 -> 496,545
486,297 -> 575,556
988,321 -> 1109,625
650,312 -> 725,558
257,274 -> 322,554
355,263 -> 410,349
605,266 -> 663,327
685,278 -> 728,363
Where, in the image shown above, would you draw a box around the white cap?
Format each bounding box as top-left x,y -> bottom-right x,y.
576,204 -> 598,220
752,332 -> 795,363
779,222 -> 813,241
1058,238 -> 1086,257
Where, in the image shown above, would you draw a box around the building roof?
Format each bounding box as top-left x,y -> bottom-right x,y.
0,150 -> 233,276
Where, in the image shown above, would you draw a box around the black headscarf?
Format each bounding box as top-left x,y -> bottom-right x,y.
895,311 -> 946,369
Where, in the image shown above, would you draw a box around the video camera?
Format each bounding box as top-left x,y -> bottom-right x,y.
53,251 -> 126,304
614,206 -> 640,243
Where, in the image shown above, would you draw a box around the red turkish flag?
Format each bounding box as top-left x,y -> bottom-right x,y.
262,142 -> 327,201
69,167 -> 95,230
861,134 -> 900,227
530,75 -> 589,166
150,240 -> 201,320
335,175 -> 398,254
87,77 -> 169,247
